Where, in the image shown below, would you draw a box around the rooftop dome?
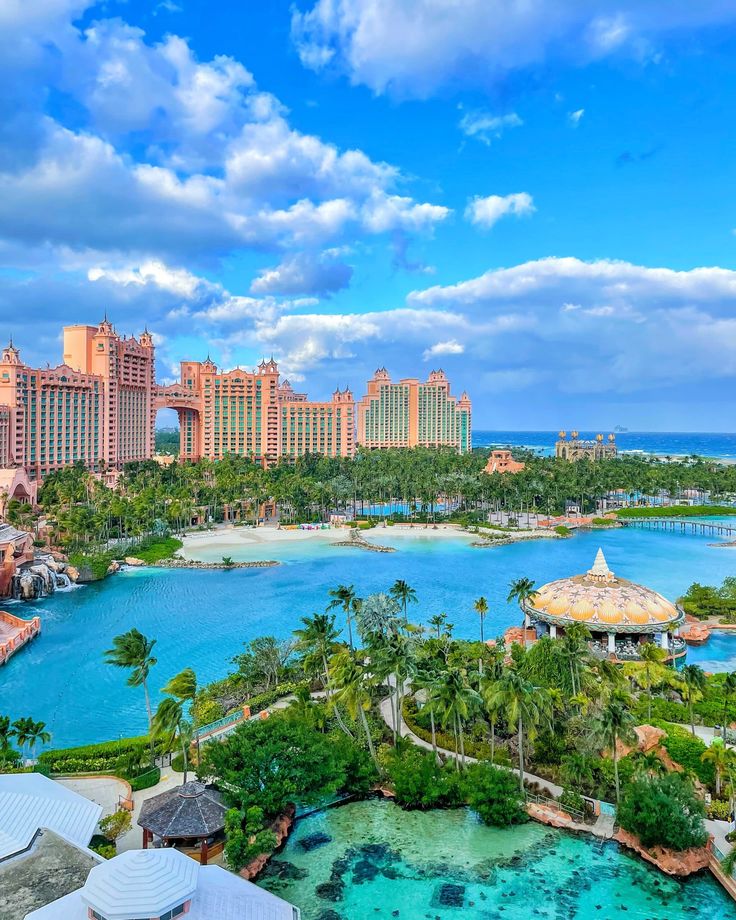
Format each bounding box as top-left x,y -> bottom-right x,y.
529,549 -> 682,631
81,849 -> 198,920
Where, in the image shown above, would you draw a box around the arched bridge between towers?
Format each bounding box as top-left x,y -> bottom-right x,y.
154,385 -> 202,459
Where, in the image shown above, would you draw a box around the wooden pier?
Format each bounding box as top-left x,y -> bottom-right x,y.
620,518 -> 736,538
0,610 -> 41,665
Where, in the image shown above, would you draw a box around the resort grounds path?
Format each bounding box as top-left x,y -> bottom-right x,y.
378,680 -> 563,799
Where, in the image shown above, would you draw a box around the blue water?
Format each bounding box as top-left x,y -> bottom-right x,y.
259,799 -> 734,919
2,525 -> 736,747
475,429 -> 736,460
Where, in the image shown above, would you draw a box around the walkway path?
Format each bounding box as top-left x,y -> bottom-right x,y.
378,687 -> 563,798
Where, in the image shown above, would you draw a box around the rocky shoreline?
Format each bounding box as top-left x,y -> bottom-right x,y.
125,556 -> 280,570
330,532 -> 395,553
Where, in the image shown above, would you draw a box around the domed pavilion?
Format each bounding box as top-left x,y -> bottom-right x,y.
523,549 -> 685,661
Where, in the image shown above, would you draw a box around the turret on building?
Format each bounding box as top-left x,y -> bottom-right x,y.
555,430 -> 617,462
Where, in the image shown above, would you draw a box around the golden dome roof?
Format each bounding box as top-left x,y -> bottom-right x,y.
528,549 -> 681,630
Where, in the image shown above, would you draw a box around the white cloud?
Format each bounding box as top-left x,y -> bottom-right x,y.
465,193 -> 535,229
569,108 -> 585,125
292,0 -> 736,97
250,251 -> 353,296
458,109 -> 522,146
0,5 -> 448,271
423,339 -> 464,360
88,261 -> 218,299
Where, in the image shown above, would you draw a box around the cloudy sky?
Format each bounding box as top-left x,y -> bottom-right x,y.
2,1 -> 736,430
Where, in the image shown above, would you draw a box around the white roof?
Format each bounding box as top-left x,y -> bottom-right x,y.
0,773 -> 102,861
25,854 -> 300,920
81,849 -> 198,919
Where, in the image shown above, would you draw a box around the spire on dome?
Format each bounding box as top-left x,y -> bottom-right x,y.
586,548 -> 614,582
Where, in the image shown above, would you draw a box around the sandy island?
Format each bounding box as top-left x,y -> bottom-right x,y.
179,522 -> 476,562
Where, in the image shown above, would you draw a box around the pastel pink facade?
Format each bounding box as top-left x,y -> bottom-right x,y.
156,358 -> 355,464
357,368 -> 472,453
484,449 -> 525,474
0,319 -> 155,481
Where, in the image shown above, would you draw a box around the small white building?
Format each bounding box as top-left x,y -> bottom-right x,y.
25,846 -> 301,920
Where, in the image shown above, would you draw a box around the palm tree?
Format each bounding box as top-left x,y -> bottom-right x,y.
589,690 -> 637,804
330,649 -> 378,766
12,717 -> 50,761
162,667 -> 198,755
433,667 -> 481,770
702,740 -> 730,797
294,613 -> 353,737
721,671 -> 736,731
0,716 -> 16,764
474,596 -> 489,644
555,623 -> 591,696
152,697 -> 192,783
105,629 -> 158,733
413,667 -> 442,761
373,632 -> 417,745
356,593 -> 401,640
507,577 -> 539,628
637,642 -> 668,722
327,584 -> 357,649
428,613 -> 448,639
680,664 -> 707,737
390,580 -> 418,629
485,668 -> 549,790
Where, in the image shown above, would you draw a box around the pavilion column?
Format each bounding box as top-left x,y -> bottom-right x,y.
549,624 -> 557,639
607,633 -> 616,654
660,631 -> 669,651
201,838 -> 209,866
142,828 -> 150,849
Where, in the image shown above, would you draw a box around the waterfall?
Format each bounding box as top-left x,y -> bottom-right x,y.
10,555 -> 75,600
55,572 -> 72,590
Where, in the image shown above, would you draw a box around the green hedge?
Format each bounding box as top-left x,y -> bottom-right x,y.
652,721 -> 716,788
617,505 -> 736,519
402,699 -> 511,765
129,767 -> 160,791
39,736 -> 153,772
242,681 -> 309,716
131,536 -> 183,563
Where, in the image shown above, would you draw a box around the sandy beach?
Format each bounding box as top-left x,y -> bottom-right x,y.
180,522 -> 474,562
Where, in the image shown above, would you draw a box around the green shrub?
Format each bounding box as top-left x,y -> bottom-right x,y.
99,811 -> 132,842
465,763 -> 528,827
91,842 -> 116,860
558,788 -> 586,817
132,536 -> 183,563
652,721 -> 715,788
708,799 -> 732,821
68,550 -> 116,581
39,736 -> 155,774
554,525 -> 572,536
383,745 -> 465,809
617,773 -> 707,851
224,806 -> 278,871
129,767 -> 160,791
243,681 -> 309,716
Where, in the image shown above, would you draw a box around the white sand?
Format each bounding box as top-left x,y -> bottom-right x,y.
180,522 -> 472,561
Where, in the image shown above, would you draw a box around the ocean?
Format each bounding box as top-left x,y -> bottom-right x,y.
473,430 -> 736,461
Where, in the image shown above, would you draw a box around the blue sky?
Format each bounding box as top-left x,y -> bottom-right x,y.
2,1 -> 736,430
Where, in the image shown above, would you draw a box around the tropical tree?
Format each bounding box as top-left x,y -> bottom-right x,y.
680,664 -> 707,737
637,642 -> 669,722
390,580 -> 418,629
589,690 -> 637,804
152,696 -> 192,783
327,584 -> 357,649
433,667 -> 481,770
485,668 -> 549,790
162,667 -> 198,754
554,623 -> 591,697
104,629 -> 158,732
702,739 -> 730,797
428,612 -> 448,639
507,577 -> 539,625
372,632 -> 417,745
721,671 -> 736,730
330,649 -> 378,766
356,593 -> 401,640
0,715 -> 16,764
293,613 -> 353,737
474,596 -> 489,645
11,717 -> 51,761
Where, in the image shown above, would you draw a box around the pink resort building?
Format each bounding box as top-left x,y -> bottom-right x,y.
0,319 -> 155,482
484,449 -> 525,474
156,357 -> 355,465
357,368 -> 472,453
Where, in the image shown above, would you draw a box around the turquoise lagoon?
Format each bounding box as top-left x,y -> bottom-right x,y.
259,798 -> 734,919
2,524 -> 736,747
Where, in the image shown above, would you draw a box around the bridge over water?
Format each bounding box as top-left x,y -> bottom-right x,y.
620,517 -> 736,538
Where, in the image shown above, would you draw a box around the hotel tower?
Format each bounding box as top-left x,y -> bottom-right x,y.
356,368 -> 471,453
0,319 -> 155,480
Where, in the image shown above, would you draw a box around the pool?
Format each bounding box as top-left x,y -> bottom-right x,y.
258,799 -> 734,919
